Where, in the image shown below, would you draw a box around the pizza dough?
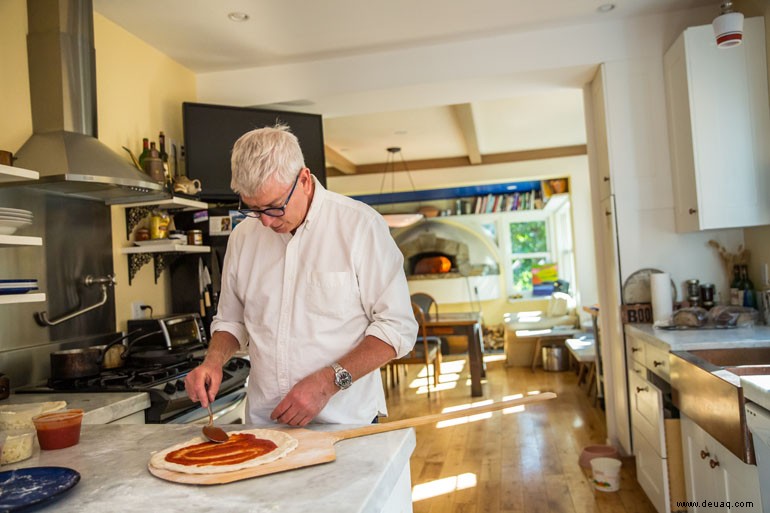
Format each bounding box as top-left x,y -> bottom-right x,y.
149,429 -> 298,474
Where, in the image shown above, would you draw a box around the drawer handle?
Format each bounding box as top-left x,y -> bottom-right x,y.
709,459 -> 720,469
631,347 -> 641,353
603,176 -> 610,182
689,208 -> 697,215
653,360 -> 664,367
700,450 -> 710,460
636,386 -> 649,393
634,369 -> 642,374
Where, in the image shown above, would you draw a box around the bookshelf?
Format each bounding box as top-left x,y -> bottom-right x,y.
361,178 -> 569,218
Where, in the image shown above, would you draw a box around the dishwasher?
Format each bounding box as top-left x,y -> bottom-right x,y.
745,401 -> 770,507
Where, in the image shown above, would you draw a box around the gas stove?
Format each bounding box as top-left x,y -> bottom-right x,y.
17,357 -> 250,424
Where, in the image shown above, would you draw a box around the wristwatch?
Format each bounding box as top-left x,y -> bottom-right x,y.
331,362 -> 353,390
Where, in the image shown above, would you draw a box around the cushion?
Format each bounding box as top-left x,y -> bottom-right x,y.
547,292 -> 571,317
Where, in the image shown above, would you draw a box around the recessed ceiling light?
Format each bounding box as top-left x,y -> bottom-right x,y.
597,3 -> 615,13
228,12 -> 249,22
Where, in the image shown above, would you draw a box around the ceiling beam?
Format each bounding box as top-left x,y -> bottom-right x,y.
451,103 -> 482,165
337,144 -> 587,175
324,145 -> 356,174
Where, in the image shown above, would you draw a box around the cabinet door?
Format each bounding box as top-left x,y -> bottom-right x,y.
633,427 -> 671,513
680,415 -> 763,512
629,370 -> 666,458
645,343 -> 670,381
681,415 -> 725,512
665,18 -> 770,232
627,334 -> 646,367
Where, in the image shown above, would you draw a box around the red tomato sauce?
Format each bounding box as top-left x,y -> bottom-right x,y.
165,433 -> 278,467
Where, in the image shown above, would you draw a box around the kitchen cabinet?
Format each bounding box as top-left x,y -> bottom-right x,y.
663,17 -> 770,232
118,196 -> 211,284
681,414 -> 762,512
0,163 -> 45,304
627,332 -> 686,513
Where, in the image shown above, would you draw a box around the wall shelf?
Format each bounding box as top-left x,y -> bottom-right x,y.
0,164 -> 39,182
118,195 -> 208,211
122,244 -> 210,284
0,234 -> 43,247
0,293 -> 46,305
120,195 -> 208,238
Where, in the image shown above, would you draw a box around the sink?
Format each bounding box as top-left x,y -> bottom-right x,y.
670,347 -> 770,464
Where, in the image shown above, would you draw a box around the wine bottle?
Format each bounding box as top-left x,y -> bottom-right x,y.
730,265 -> 742,306
158,131 -> 170,182
158,132 -> 169,167
742,265 -> 757,308
138,138 -> 150,169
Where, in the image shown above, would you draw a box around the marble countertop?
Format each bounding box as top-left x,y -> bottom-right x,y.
2,392 -> 150,424
626,323 -> 770,351
2,423 -> 416,513
741,375 -> 770,411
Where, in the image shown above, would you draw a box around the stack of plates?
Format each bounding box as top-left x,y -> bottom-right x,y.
0,208 -> 33,235
0,279 -> 38,295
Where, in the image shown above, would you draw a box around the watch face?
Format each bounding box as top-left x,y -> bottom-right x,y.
336,370 -> 353,389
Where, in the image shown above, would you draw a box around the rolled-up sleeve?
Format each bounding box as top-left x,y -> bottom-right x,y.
357,215 -> 418,358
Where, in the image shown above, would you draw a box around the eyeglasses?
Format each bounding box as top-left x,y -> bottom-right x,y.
237,170 -> 302,218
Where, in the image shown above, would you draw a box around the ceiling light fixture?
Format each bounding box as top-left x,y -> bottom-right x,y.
227,12 -> 250,22
377,147 -> 424,229
596,3 -> 615,13
712,1 -> 743,48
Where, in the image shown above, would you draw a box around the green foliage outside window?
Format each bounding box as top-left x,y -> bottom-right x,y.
509,221 -> 548,290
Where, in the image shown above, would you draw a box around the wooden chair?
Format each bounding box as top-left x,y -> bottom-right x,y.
410,292 -> 439,320
385,302 -> 443,396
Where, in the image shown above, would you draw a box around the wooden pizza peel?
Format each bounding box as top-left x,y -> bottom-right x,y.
148,392 -> 556,485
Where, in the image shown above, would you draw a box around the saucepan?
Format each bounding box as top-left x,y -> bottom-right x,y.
49,329 -> 157,379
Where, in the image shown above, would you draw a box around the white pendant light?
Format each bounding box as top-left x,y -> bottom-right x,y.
377,147 -> 424,229
712,1 -> 744,48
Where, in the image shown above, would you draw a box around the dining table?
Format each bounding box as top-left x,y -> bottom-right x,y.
423,311 -> 486,397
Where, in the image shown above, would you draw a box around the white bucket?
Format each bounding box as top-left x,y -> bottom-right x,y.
590,457 -> 621,492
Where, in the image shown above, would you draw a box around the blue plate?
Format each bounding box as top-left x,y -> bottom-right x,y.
0,287 -> 37,295
0,467 -> 80,511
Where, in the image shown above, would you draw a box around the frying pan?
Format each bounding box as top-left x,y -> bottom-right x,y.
148,392 -> 556,485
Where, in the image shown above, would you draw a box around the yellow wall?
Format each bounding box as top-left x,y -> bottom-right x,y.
0,0 -> 32,152
94,14 -> 197,330
0,0 -> 196,332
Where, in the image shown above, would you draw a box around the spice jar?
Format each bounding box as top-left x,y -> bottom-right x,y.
135,228 -> 150,241
149,210 -> 170,240
699,283 -> 715,309
187,229 -> 203,246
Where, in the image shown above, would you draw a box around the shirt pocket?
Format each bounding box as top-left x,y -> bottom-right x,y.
306,271 -> 359,319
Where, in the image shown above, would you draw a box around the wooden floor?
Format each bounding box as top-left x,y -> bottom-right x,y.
381,354 -> 656,513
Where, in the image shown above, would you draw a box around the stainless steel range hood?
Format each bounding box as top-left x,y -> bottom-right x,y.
9,0 -> 164,203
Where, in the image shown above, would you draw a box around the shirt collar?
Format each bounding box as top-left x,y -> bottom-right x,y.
301,175 -> 326,231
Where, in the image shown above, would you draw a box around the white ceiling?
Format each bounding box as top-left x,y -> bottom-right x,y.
93,0 -> 718,172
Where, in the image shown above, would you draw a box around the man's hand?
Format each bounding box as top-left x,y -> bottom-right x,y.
270,368 -> 337,426
184,361 -> 223,408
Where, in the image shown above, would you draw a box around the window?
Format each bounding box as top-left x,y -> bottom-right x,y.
509,220 -> 550,292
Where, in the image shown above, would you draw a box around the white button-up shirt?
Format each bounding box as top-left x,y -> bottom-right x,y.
211,177 -> 417,425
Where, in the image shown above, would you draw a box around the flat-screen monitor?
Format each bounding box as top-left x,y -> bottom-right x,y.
182,102 -> 326,202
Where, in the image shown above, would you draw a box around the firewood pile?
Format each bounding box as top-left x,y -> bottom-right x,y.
483,323 -> 505,351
